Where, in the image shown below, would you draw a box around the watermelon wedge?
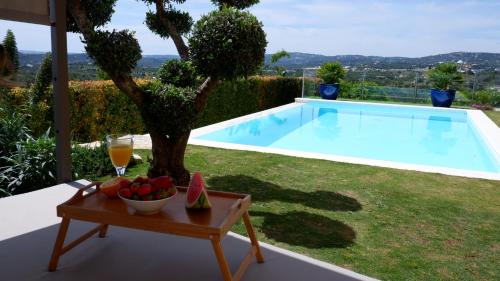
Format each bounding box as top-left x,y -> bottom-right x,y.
186,172 -> 211,209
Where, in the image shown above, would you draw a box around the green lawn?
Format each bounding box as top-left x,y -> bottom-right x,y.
101,146 -> 500,281
484,110 -> 500,127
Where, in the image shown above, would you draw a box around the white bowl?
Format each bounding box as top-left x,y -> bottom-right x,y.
119,191 -> 177,215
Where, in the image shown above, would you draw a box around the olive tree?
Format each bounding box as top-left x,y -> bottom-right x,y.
66,0 -> 267,184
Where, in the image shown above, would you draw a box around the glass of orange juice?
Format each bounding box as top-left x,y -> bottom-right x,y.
106,134 -> 134,176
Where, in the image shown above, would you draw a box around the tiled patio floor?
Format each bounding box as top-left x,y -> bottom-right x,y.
0,181 -> 377,281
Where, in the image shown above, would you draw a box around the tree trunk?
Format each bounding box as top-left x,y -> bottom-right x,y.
148,129 -> 191,186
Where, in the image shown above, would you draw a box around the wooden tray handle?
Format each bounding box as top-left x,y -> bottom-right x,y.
63,182 -> 100,205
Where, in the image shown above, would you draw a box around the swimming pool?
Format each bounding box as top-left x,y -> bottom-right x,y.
190,99 -> 500,179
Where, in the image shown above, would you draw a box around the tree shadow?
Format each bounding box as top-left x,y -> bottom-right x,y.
208,175 -> 361,212
251,211 -> 356,249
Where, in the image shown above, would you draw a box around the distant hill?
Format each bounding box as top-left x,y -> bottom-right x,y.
19,51 -> 500,72
265,52 -> 500,70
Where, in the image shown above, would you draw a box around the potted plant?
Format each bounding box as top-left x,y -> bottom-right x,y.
317,61 -> 345,100
427,63 -> 464,107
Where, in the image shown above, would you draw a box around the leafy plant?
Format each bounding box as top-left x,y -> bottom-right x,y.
0,129 -> 57,196
0,107 -> 30,162
462,88 -> 500,107
427,63 -> 464,91
145,9 -> 193,39
157,59 -> 196,87
72,142 -> 115,180
85,29 -> 142,77
141,84 -> 196,140
317,61 -> 345,84
189,7 -> 267,79
270,49 -> 290,77
211,0 -> 260,9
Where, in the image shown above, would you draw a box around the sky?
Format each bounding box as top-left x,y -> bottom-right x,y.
1,0 -> 500,57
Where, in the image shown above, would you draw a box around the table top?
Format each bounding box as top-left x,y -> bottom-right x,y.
57,183 -> 251,238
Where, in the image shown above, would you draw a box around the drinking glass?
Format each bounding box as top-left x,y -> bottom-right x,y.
106,134 -> 134,177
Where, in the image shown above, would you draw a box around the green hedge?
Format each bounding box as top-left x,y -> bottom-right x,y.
196,76 -> 301,127
1,76 -> 301,142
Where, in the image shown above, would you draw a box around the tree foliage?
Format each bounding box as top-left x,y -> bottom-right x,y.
84,30 -> 142,77
270,49 -> 290,76
141,84 -> 197,140
67,0 -> 267,182
157,59 -> 196,88
2,30 -> 19,75
189,7 -> 267,79
32,53 -> 52,104
271,49 -> 290,64
145,9 -> 193,38
67,0 -> 117,33
211,0 -> 259,9
318,61 -> 345,84
428,63 -> 464,91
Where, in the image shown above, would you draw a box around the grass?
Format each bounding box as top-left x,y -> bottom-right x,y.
484,110 -> 500,127
100,146 -> 500,281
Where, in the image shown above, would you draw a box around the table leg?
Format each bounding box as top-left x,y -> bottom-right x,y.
98,224 -> 109,238
242,211 -> 264,263
211,237 -> 233,281
48,217 -> 70,272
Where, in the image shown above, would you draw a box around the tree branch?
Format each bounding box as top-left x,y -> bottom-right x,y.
67,0 -> 144,106
194,77 -> 219,114
154,0 -> 190,60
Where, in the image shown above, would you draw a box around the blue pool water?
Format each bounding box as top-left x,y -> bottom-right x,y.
195,101 -> 500,173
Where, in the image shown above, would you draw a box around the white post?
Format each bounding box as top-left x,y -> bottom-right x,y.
50,0 -> 72,183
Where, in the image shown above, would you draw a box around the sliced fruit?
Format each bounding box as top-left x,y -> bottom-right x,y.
100,177 -> 125,198
186,172 -> 211,209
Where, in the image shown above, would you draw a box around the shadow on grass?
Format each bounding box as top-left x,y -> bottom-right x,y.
251,211 -> 356,248
208,175 -> 362,212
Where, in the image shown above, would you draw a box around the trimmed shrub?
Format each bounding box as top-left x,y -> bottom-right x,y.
157,60 -> 196,88
142,84 -> 196,140
3,77 -> 300,142
196,76 -> 301,127
68,80 -> 146,142
189,7 -> 267,79
72,142 -> 115,180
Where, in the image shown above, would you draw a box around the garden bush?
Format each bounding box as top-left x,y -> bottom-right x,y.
196,76 -> 301,127
462,89 -> 500,107
2,76 -> 300,142
0,129 -> 57,196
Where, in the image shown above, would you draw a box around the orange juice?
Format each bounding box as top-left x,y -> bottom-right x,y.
108,144 -> 133,167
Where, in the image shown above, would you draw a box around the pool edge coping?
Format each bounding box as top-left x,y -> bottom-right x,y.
189,100 -> 500,181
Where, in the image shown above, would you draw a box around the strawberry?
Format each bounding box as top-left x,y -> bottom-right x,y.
118,178 -> 131,189
130,183 -> 140,194
134,176 -> 148,184
154,193 -> 162,200
150,176 -> 173,191
142,194 -> 153,201
137,184 -> 152,197
119,188 -> 132,198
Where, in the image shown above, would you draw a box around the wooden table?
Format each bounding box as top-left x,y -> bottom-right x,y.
48,182 -> 264,281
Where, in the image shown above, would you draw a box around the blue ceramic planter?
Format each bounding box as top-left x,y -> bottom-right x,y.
430,89 -> 455,108
319,83 -> 340,100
